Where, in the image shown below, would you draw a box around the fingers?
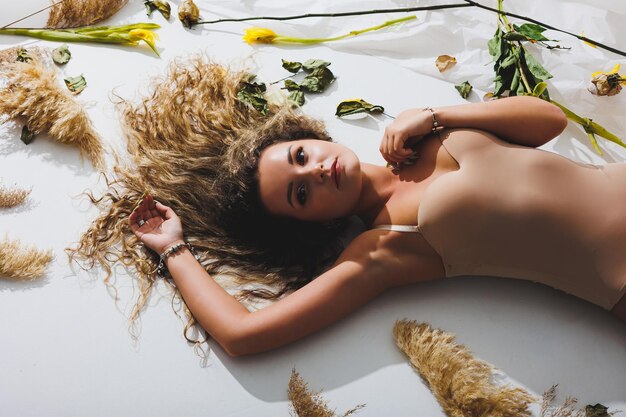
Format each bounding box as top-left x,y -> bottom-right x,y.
155,201 -> 177,221
380,131 -> 412,163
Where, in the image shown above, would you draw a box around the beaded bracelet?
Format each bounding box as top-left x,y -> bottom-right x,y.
424,107 -> 441,133
157,241 -> 195,276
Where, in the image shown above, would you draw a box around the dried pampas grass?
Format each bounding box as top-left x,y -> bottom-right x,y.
393,320 -> 534,417
0,236 -> 53,280
47,0 -> 129,29
288,369 -> 365,417
0,52 -> 104,169
540,385 -> 617,417
0,183 -> 30,208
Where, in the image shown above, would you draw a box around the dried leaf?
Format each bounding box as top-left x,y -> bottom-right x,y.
178,0 -> 200,28
283,79 -> 300,91
288,90 -> 305,107
237,80 -> 269,115
335,99 -> 384,117
20,125 -> 36,145
514,23 -> 552,42
281,59 -> 302,73
483,92 -> 496,101
302,59 -> 331,72
585,404 -> 610,417
145,0 -> 171,19
300,66 -> 335,93
435,54 -> 457,72
64,74 -> 87,95
16,48 -> 32,63
455,81 -> 472,98
52,44 -> 71,65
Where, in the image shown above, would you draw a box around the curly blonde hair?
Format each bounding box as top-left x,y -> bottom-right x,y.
68,55 -> 347,342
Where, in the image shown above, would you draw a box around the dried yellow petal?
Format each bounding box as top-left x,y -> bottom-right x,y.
435,54 -> 457,72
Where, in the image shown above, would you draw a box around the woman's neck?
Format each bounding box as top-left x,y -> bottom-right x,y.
352,163 -> 398,226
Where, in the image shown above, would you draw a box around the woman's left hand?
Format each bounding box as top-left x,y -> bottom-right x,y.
380,108 -> 433,163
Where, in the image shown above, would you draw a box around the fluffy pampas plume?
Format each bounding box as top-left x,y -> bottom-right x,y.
393,320 -> 534,417
0,236 -> 53,280
0,48 -> 104,169
47,0 -> 129,29
288,369 -> 365,417
0,183 -> 30,208
540,385 -> 617,417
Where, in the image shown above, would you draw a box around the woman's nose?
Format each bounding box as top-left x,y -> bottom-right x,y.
305,163 -> 326,183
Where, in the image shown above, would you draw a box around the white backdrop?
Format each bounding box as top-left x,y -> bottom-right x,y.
1,1 -> 625,416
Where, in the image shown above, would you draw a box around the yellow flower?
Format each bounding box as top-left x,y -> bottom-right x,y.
128,29 -> 160,56
591,63 -> 622,79
243,27 -> 278,44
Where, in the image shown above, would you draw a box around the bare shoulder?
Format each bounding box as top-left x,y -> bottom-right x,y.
336,228 -> 445,288
438,128 -> 515,165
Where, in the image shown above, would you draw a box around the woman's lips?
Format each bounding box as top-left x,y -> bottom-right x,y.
332,158 -> 341,188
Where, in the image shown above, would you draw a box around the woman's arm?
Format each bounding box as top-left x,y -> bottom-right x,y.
381,96 -> 567,163
130,195 -> 440,356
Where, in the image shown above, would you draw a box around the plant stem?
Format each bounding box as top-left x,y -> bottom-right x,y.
273,15 -> 416,44
464,0 -> 626,57
199,4 -> 474,24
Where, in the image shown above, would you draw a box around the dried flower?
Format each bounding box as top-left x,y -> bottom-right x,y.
0,236 -> 53,280
47,0 -> 129,29
0,184 -> 30,208
178,0 -> 200,28
288,369 -> 365,417
0,54 -> 105,169
243,15 -> 416,45
393,320 -> 534,417
588,64 -> 625,96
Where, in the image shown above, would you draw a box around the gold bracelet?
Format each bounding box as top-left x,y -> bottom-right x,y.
424,107 -> 441,133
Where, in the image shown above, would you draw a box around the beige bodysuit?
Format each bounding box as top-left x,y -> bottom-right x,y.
374,129 -> 626,310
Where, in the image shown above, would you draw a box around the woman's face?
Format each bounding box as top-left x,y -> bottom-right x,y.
257,139 -> 362,222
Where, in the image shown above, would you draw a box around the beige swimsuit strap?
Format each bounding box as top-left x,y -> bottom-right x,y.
371,224 -> 422,233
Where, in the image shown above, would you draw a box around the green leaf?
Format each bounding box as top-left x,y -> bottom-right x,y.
302,59 -> 331,72
499,50 -> 518,69
510,67 -> 520,93
585,403 -> 610,417
237,81 -> 269,115
300,66 -> 335,93
522,49 -> 553,82
281,59 -> 302,73
52,44 -> 71,65
288,90 -> 305,107
20,125 -> 36,145
532,82 -> 547,97
503,31 -> 528,42
335,99 -> 384,117
283,79 -> 301,91
144,0 -> 171,19
16,48 -> 32,63
514,23 -> 550,42
64,74 -> 87,95
455,81 -> 473,99
487,28 -> 501,58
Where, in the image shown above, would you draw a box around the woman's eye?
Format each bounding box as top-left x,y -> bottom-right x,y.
296,147 -> 305,165
297,184 -> 307,205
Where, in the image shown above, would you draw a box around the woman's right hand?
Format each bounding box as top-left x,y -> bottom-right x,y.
380,108 -> 434,163
129,194 -> 184,254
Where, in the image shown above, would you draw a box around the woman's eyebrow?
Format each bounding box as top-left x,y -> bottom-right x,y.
287,145 -> 293,165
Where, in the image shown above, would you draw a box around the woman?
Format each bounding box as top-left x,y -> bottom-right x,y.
123,72 -> 626,356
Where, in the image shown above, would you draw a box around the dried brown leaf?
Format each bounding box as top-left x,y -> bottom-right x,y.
47,0 -> 129,29
435,54 -> 457,73
393,320 -> 534,417
0,236 -> 52,280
